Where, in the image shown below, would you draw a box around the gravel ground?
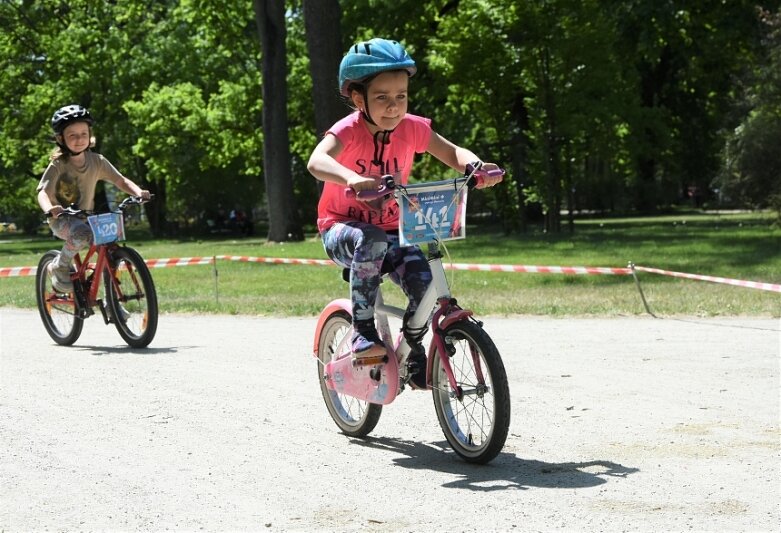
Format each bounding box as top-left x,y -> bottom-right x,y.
1,308 -> 779,532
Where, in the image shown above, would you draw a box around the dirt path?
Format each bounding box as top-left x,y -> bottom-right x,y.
1,309 -> 778,531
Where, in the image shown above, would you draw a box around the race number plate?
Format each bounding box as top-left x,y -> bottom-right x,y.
87,212 -> 125,244
398,181 -> 467,246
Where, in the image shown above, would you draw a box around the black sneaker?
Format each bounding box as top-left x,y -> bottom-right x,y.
407,344 -> 427,389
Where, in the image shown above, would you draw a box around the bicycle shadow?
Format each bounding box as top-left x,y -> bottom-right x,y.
349,435 -> 639,491
70,344 -> 187,356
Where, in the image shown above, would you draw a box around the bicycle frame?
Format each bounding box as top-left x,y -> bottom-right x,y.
313,178 -> 491,402
45,242 -> 118,320
313,169 -> 510,462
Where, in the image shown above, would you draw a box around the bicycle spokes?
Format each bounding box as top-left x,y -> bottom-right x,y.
431,321 -> 510,464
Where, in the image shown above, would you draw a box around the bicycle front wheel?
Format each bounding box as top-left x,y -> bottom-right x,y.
431,320 -> 511,464
35,250 -> 83,346
316,310 -> 382,437
105,246 -> 158,348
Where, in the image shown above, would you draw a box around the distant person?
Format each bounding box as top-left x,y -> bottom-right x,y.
307,38 -> 501,388
36,104 -> 151,292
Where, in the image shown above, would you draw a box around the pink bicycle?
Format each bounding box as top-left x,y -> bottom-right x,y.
313,164 -> 511,464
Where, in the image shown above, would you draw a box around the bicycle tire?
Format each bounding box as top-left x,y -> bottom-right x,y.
431,320 -> 511,464
316,310 -> 382,437
35,250 -> 83,346
104,246 -> 158,348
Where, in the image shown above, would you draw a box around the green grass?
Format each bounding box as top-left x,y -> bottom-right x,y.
1,210 -> 779,317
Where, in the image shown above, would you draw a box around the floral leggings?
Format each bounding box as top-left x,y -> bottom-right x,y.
48,216 -> 93,267
322,221 -> 432,326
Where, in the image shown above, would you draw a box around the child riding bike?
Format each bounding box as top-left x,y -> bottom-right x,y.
306,37 -> 502,389
36,104 -> 151,293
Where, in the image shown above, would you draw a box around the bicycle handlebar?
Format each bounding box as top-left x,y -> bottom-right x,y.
344,163 -> 505,201
46,195 -> 154,218
344,176 -> 396,201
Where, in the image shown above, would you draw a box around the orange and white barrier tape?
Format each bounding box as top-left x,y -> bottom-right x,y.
445,263 -> 631,275
632,265 -> 781,293
1,256 -> 779,294
145,257 -> 215,268
215,255 -> 333,267
215,255 -> 631,275
0,266 -> 37,278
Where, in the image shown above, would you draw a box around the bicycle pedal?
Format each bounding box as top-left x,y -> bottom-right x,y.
352,354 -> 388,367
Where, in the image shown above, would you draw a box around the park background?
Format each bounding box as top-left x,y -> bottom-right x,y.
1,0 -> 779,317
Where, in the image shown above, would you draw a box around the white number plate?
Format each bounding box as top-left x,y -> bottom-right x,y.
87,212 -> 125,244
398,181 -> 467,246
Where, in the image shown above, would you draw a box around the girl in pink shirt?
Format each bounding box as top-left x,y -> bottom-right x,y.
307,38 -> 501,389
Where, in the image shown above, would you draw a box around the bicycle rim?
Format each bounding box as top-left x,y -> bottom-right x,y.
431,321 -> 511,464
35,251 -> 83,345
106,247 -> 158,348
317,311 -> 382,437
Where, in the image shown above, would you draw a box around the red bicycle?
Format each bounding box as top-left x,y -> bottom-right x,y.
35,196 -> 158,348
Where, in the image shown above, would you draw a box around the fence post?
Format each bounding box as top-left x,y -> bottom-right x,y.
629,262 -> 657,318
213,255 -> 219,304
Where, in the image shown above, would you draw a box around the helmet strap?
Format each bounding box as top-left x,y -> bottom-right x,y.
55,139 -> 87,157
358,86 -> 377,126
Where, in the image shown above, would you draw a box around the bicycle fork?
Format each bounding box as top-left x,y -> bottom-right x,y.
428,297 -> 486,400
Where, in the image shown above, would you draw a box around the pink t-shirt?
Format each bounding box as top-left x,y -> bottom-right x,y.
316,111 -> 432,232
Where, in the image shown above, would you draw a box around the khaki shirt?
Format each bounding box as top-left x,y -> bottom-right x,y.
37,151 -> 125,211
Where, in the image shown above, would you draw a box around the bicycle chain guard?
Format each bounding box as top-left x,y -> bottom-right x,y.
323,351 -> 400,405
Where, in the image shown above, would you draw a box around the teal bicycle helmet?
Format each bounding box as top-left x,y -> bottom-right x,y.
338,38 -> 417,97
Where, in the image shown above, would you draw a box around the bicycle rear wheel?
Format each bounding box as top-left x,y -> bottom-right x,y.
316,310 -> 382,437
105,246 -> 158,348
431,320 -> 511,464
35,250 -> 83,346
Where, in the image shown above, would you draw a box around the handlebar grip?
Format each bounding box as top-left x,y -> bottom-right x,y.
478,168 -> 506,178
344,175 -> 396,201
469,167 -> 506,188
46,205 -> 84,218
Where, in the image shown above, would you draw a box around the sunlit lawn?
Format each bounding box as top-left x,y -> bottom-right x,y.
1,210 -> 778,317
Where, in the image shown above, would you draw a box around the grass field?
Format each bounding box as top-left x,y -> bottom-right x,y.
1,210 -> 779,317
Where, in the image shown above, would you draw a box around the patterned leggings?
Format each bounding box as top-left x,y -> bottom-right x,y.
322,221 -> 432,326
48,217 -> 93,267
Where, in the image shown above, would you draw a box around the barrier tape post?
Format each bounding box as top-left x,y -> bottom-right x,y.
629,262 -> 657,318
213,255 -> 219,304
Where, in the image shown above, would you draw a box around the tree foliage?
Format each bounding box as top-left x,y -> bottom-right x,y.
716,7 -> 781,215
1,0 -> 778,236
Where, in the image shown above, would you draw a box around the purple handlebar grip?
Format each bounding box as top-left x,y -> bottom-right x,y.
344,176 -> 395,200
479,168 -> 506,178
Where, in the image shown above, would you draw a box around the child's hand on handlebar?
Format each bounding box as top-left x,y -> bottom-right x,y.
346,175 -> 380,194
345,175 -> 392,202
473,163 -> 504,189
46,205 -> 64,218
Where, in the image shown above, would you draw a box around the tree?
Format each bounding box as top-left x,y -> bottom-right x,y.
303,0 -> 347,142
716,7 -> 781,215
606,0 -> 767,212
428,0 -> 628,233
254,0 -> 303,241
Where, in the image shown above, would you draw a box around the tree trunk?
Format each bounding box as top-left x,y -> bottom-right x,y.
253,0 -> 303,242
634,45 -> 672,213
303,0 -> 346,195
510,91 -> 530,232
303,0 -> 346,140
540,47 -> 562,234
